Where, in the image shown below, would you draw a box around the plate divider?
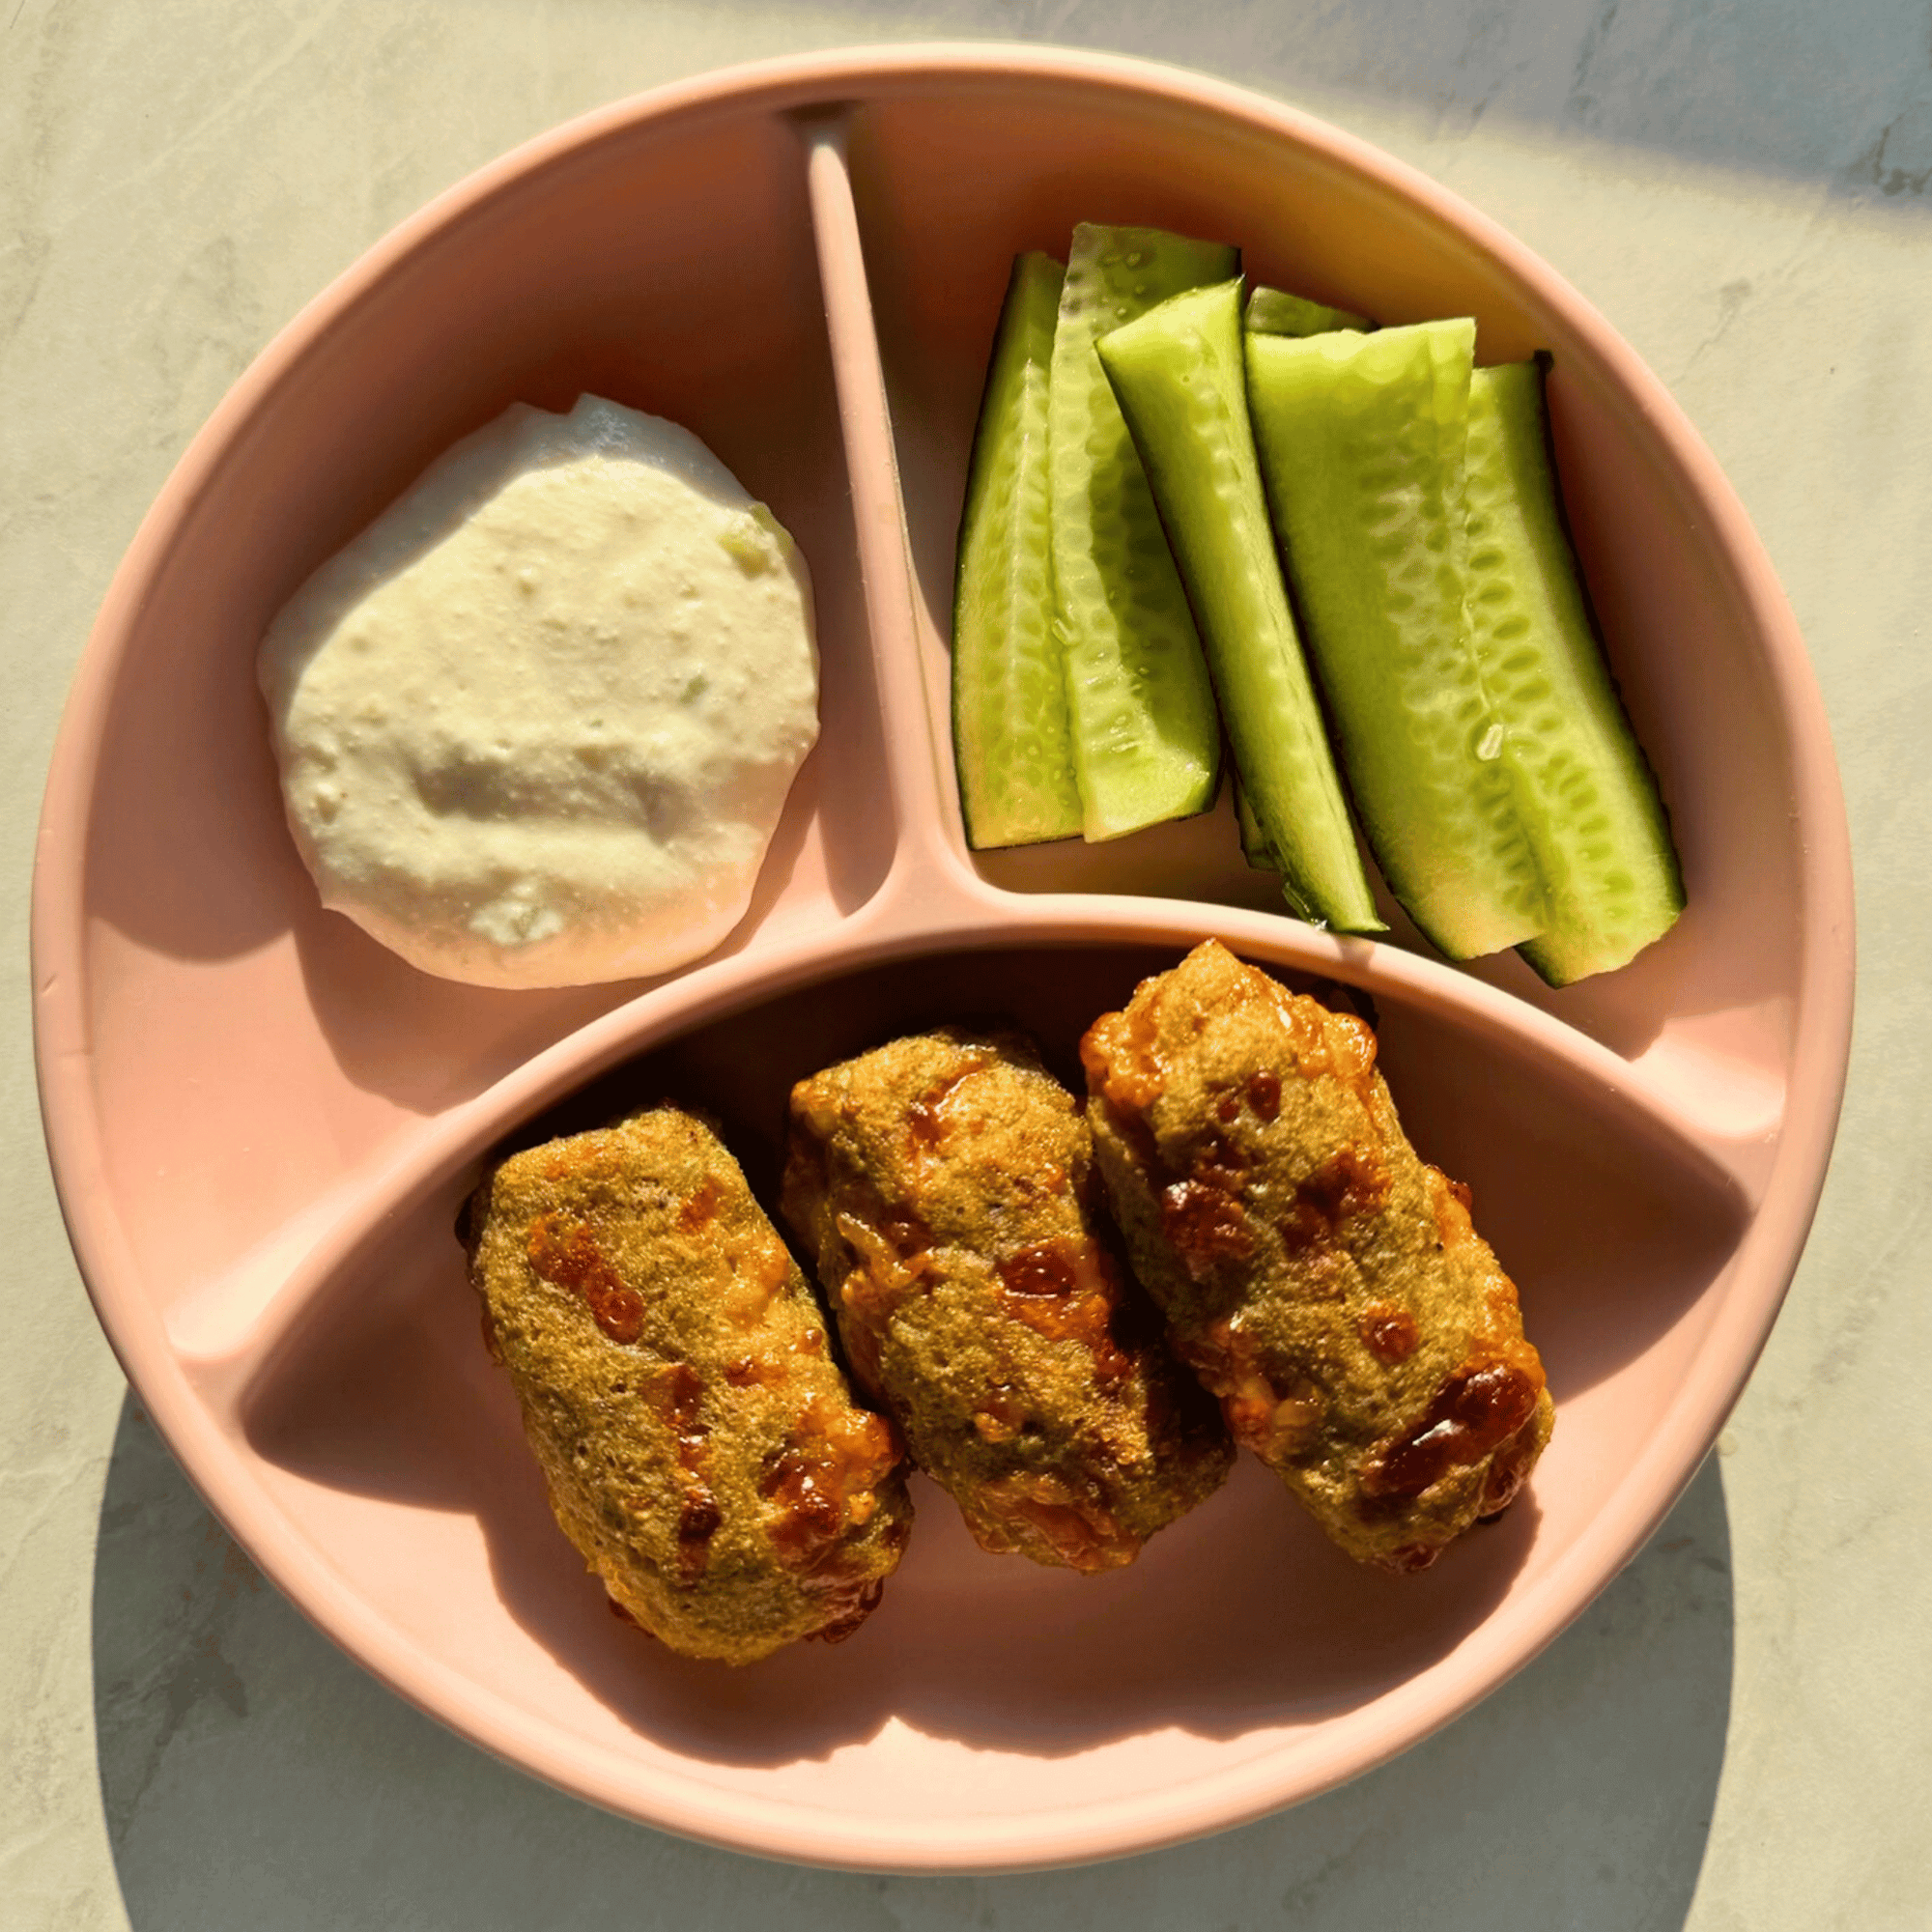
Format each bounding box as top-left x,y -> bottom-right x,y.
796,110 -> 992,927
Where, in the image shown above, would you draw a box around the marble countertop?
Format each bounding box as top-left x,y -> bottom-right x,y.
4,2 -> 1925,1925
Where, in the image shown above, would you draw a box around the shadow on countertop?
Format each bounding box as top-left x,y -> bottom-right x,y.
816,0 -> 1932,205
92,1396 -> 1733,1931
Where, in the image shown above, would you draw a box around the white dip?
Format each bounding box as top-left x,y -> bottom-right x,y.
259,395 -> 818,987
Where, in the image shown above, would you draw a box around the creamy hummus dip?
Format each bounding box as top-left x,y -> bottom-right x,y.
258,395 -> 818,987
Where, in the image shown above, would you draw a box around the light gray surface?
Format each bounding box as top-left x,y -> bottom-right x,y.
4,2 -> 1926,1926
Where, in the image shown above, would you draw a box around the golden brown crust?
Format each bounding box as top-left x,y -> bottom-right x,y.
781,1028 -> 1232,1572
465,1105 -> 912,1663
1080,940 -> 1553,1573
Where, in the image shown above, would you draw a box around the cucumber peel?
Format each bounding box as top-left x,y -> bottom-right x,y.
1232,777 -> 1276,870
1097,279 -> 1383,933
1049,224 -> 1230,839
1225,281 -> 1369,879
1246,320 -> 1544,957
952,252 -> 1082,848
1464,360 -> 1684,982
1244,284 -> 1374,339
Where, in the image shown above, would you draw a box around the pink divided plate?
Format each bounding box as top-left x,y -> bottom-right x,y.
33,46 -> 1853,1873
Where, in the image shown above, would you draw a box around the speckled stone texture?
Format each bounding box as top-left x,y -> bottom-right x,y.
5,3 -> 1926,1926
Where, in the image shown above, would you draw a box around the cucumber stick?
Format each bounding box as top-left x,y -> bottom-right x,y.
1244,284 -> 1373,339
1246,321 -> 1544,957
1234,280 -> 1370,873
1096,280 -> 1383,933
952,253 -> 1082,847
1464,361 -> 1683,983
1050,224 -> 1229,838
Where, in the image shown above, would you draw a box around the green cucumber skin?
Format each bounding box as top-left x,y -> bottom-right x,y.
1232,776 -> 1277,870
952,252 -> 1082,848
1244,284 -> 1374,339
1097,279 -> 1383,933
1465,361 -> 1685,984
1246,320 -> 1545,958
1049,224 -> 1231,839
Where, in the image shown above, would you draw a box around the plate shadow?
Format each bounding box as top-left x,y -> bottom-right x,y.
95,1394 -> 1734,1924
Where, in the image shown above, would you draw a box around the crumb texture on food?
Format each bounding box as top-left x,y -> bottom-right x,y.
466,1105 -> 911,1663
258,394 -> 818,987
781,1027 -> 1232,1573
1080,938 -> 1553,1573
